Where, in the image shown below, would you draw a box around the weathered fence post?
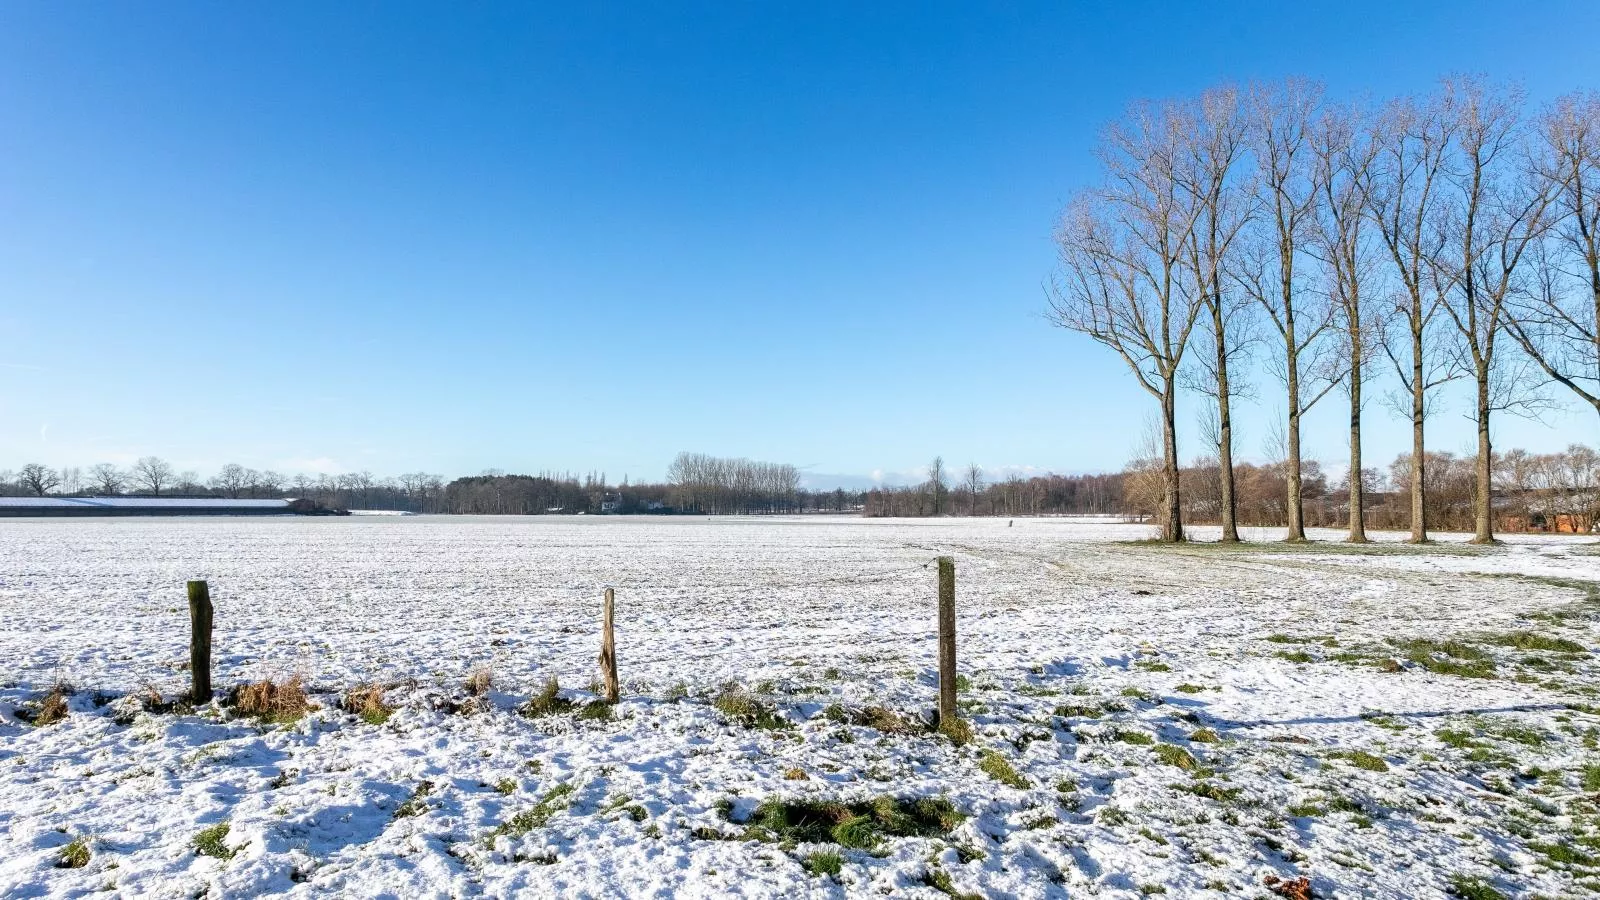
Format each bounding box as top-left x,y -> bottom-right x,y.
936,556 -> 957,728
188,580 -> 213,704
599,587 -> 619,704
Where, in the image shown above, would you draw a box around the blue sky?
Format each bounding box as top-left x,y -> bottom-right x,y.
2,2 -> 1598,487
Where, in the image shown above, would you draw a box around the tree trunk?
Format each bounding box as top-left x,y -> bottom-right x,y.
1473,371 -> 1496,543
1213,308 -> 1240,543
1161,385 -> 1185,543
1285,337 -> 1306,542
1410,324 -> 1428,544
1347,335 -> 1369,543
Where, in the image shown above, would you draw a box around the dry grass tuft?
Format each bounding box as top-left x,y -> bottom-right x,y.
519,676 -> 575,719
464,666 -> 494,698
228,675 -> 314,724
341,682 -> 395,725
853,705 -> 924,736
18,681 -> 72,726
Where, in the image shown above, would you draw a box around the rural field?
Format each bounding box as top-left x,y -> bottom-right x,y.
4,516 -> 1600,899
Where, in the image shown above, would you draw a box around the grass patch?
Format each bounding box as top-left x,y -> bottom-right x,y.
1190,727 -> 1220,743
56,837 -> 90,869
227,676 -> 314,724
192,822 -> 235,859
1391,638 -> 1497,679
576,701 -> 614,722
394,781 -> 434,818
519,677 -> 575,718
978,750 -> 1028,789
1115,729 -> 1155,746
853,705 -> 924,736
713,685 -> 789,730
17,681 -> 72,727
1152,743 -> 1198,770
1447,874 -> 1505,900
738,795 -> 964,848
1480,631 -> 1587,653
340,682 -> 394,725
1175,781 -> 1241,803
1275,650 -> 1315,664
1528,841 -> 1597,867
1174,683 -> 1207,694
493,783 -> 576,839
804,849 -> 842,877
464,665 -> 493,697
1329,749 -> 1390,773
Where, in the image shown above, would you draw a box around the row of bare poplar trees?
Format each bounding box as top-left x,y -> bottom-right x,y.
1051,78 -> 1599,544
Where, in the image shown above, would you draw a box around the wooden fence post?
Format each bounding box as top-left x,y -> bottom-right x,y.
936,557 -> 957,728
599,587 -> 619,704
188,580 -> 213,704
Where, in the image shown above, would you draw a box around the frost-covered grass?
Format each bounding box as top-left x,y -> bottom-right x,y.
3,516 -> 1600,897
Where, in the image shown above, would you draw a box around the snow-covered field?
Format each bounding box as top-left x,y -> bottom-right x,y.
4,516 -> 1600,898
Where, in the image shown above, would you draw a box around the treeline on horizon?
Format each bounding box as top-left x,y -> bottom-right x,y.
1049,77 -> 1600,544
5,442 -> 1599,532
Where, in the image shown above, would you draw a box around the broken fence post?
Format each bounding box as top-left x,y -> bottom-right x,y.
187,579 -> 213,704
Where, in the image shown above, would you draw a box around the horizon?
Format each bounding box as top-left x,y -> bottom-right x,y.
4,2 -> 1599,484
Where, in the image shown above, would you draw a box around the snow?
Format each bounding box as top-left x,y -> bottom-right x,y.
2,516 -> 1599,898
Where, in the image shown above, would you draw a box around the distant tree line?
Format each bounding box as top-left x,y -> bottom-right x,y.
0,453 -> 865,517
1049,77 -> 1600,543
664,452 -> 804,514
863,457 -> 1125,517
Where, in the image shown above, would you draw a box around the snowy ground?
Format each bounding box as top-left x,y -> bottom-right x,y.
4,516 -> 1600,898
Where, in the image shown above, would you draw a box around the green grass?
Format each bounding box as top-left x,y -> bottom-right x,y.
519,677 -> 575,718
1391,638 -> 1497,679
1479,631 -> 1587,653
1174,683 -> 1207,694
1583,763 -> 1600,791
56,838 -> 90,869
493,783 -> 576,839
738,795 -> 964,847
713,685 -> 789,730
395,781 -> 434,818
1447,874 -> 1505,900
1115,729 -> 1155,746
1174,781 -> 1241,803
804,850 -> 843,877
1152,743 -> 1198,770
192,822 -> 235,859
1329,749 -> 1390,772
1189,727 -> 1220,743
1528,841 -> 1597,867
978,750 -> 1029,789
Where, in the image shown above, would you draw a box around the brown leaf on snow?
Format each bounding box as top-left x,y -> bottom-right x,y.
1264,874 -> 1314,900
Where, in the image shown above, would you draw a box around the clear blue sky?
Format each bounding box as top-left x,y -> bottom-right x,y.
2,2 -> 1597,486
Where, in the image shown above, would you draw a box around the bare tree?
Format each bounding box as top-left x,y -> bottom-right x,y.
1311,100 -> 1385,542
927,457 -> 947,515
1177,84 -> 1253,542
963,463 -> 984,515
88,463 -> 127,496
210,463 -> 250,498
1433,79 -> 1555,543
1508,92 -> 1600,417
1368,92 -> 1458,543
256,470 -> 286,496
1051,99 -> 1204,542
18,463 -> 60,496
131,456 -> 175,496
1237,79 -> 1339,542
